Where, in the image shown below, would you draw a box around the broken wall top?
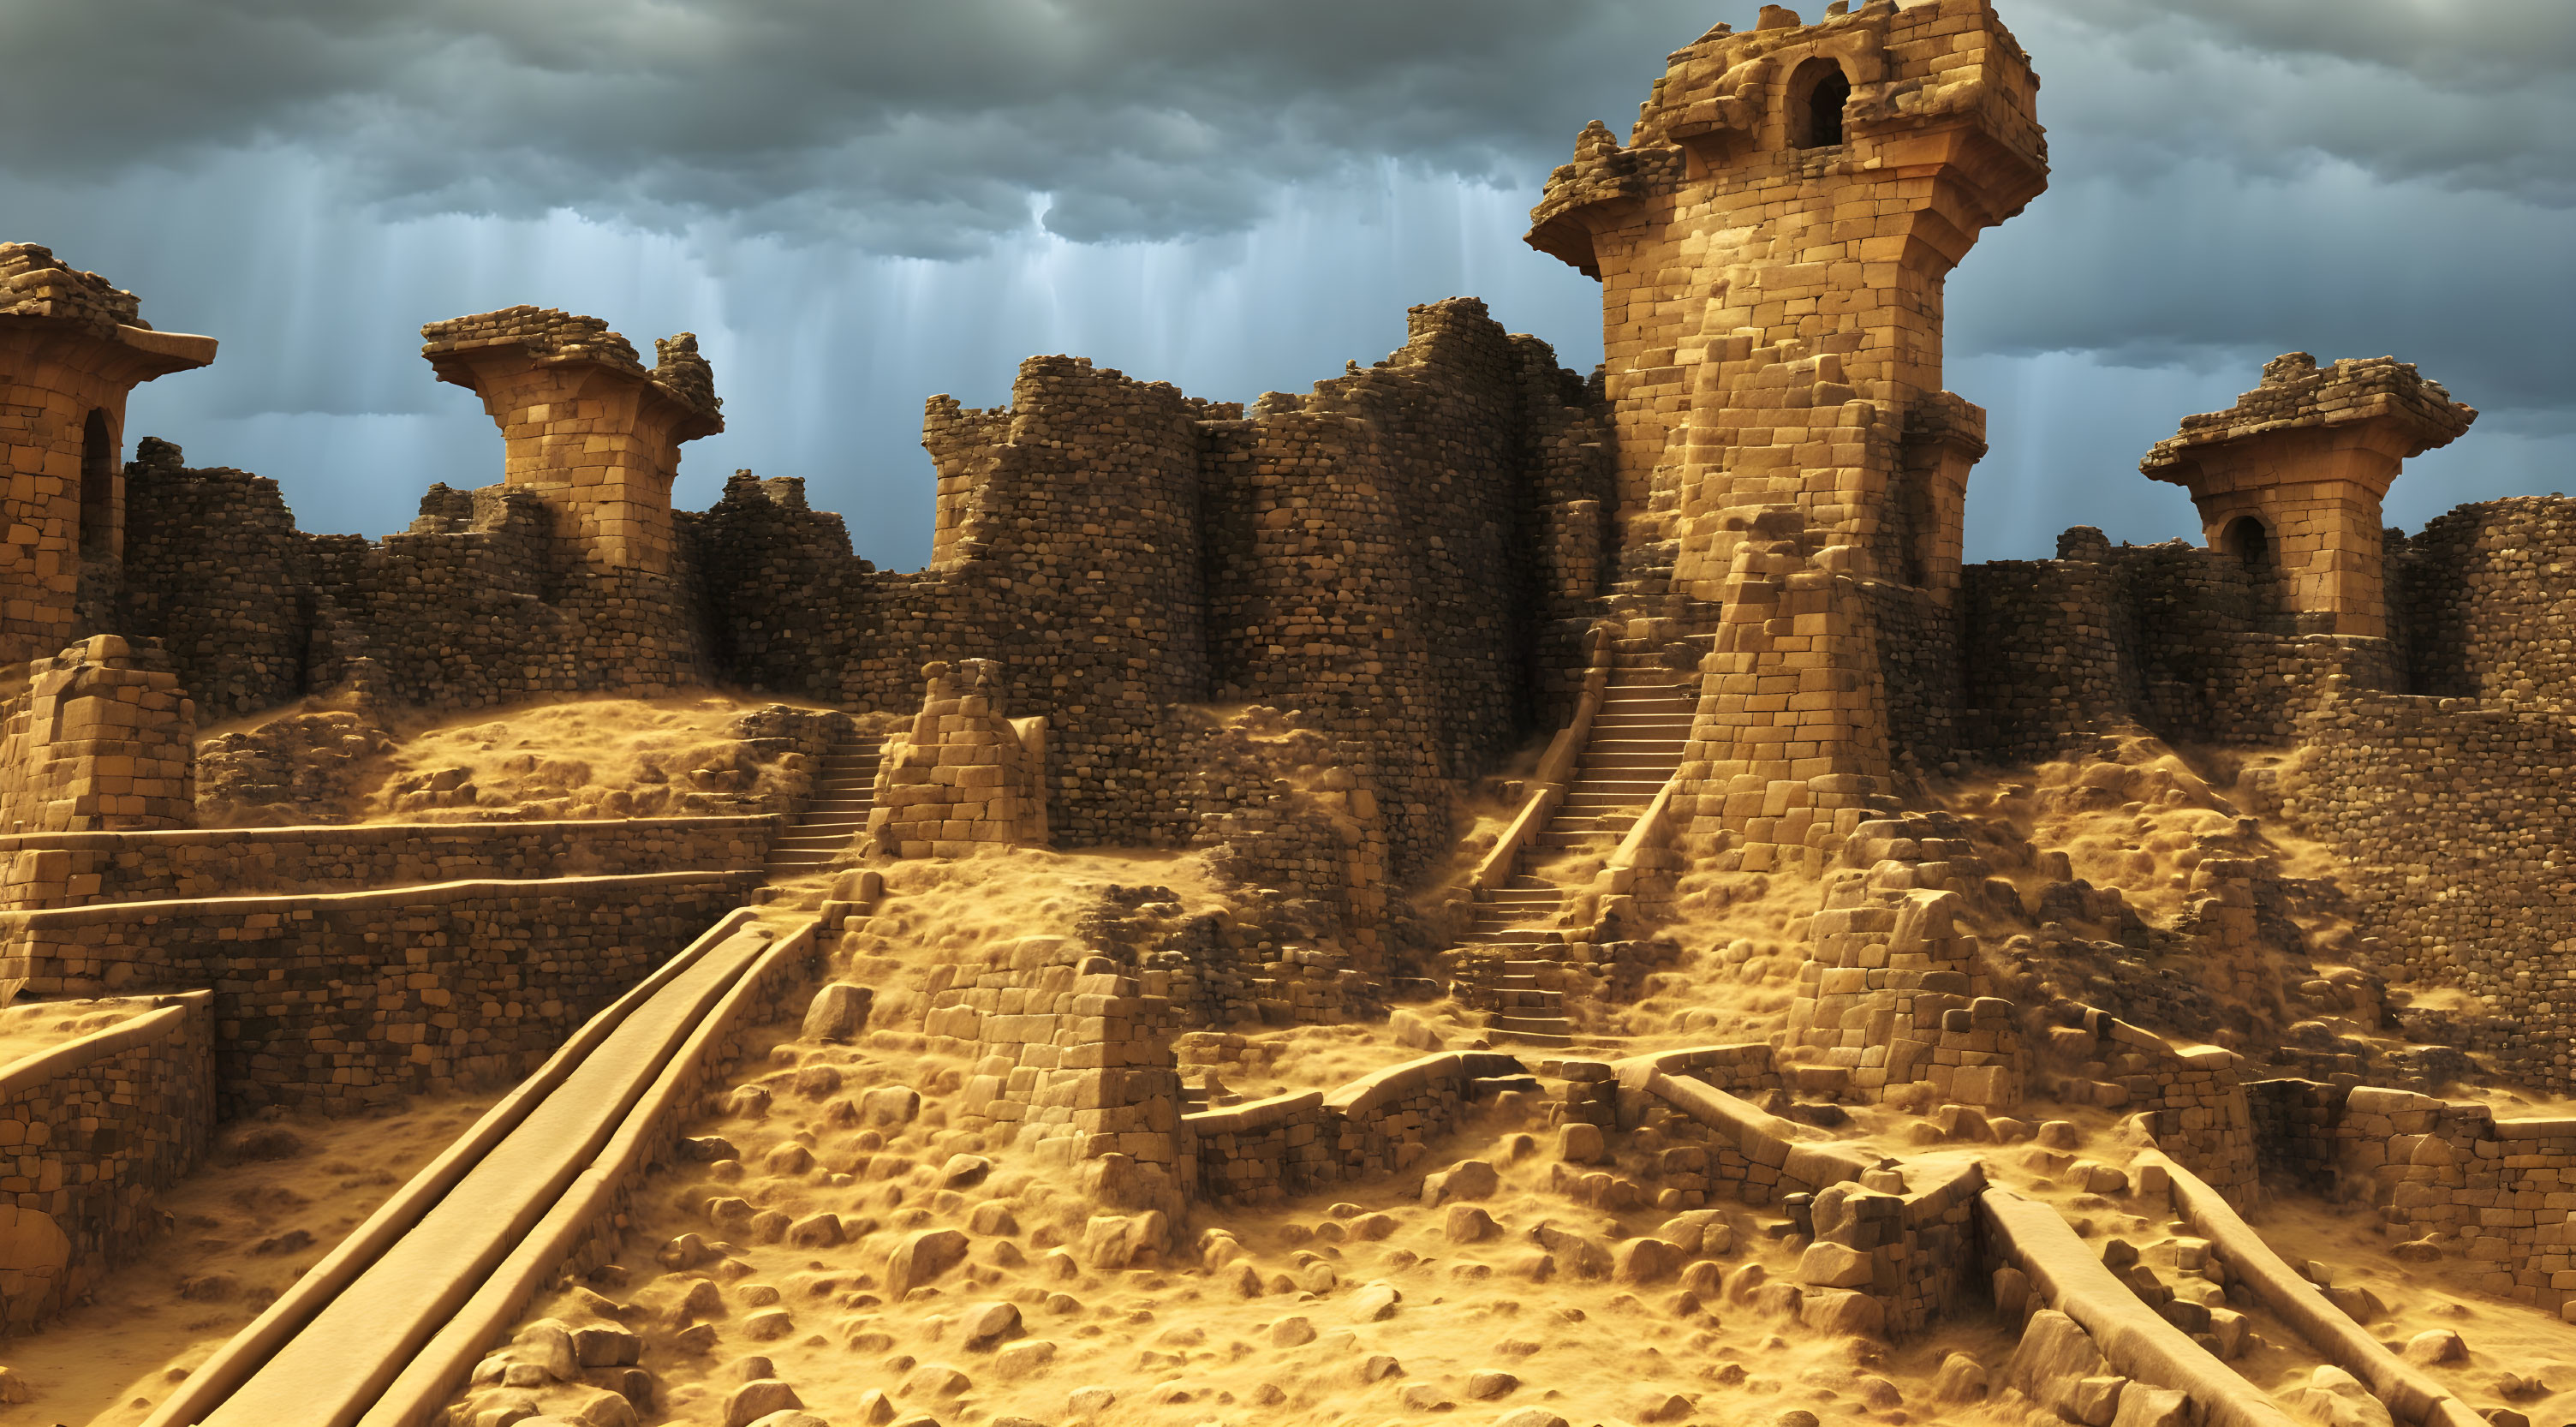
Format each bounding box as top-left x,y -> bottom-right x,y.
420,304 -> 723,428
0,242 -> 217,373
2141,352 -> 2478,482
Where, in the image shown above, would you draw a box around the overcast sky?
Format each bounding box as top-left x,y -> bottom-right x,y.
4,0 -> 2568,566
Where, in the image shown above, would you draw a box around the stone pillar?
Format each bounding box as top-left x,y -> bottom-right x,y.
420,307 -> 722,576
0,635 -> 196,833
1674,507 -> 1895,875
1524,1 -> 2046,590
2141,352 -> 2476,638
0,245 -> 217,665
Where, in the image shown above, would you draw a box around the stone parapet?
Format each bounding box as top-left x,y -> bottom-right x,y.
0,870 -> 754,1114
0,814 -> 774,911
0,989 -> 213,1329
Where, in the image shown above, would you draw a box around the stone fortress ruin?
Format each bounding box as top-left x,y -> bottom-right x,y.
3,2 -> 2573,1425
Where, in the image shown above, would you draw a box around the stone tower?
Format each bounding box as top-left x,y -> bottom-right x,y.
2141,352 -> 2475,639
1526,0 -> 2046,604
0,245 -> 217,665
420,307 -> 723,576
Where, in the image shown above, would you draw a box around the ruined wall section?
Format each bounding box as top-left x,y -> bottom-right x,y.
701,303 -> 1598,864
2290,690 -> 2576,1092
2397,498 -> 2576,704
1200,299 -> 1586,877
0,636 -> 194,834
698,357 -> 1217,848
113,439 -> 310,718
1958,534 -> 2401,762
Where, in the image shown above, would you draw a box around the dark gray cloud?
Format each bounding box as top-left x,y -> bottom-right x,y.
13,0 -> 2567,258
1,0 -> 1718,254
2,0 -> 2567,568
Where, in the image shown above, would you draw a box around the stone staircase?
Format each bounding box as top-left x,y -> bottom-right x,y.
762,734 -> 884,875
1462,653 -> 1695,1046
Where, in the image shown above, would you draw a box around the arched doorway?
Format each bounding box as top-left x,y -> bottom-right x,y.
2221,514 -> 2271,570
79,409 -> 114,556
1791,58 -> 1852,148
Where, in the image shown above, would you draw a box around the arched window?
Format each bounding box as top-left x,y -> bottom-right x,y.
1791,58 -> 1851,148
79,409 -> 114,556
2221,515 -> 2272,570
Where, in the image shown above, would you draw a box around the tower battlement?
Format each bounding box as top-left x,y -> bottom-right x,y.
1530,0 -> 2045,604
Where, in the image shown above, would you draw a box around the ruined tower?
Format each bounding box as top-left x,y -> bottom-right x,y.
420,307 -> 722,576
0,245 -> 216,665
1526,0 -> 2046,603
2142,352 -> 2475,639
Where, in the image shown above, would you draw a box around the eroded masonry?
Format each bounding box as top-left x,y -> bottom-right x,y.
4,3 -> 2573,1426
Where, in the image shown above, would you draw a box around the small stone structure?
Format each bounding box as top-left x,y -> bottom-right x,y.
2143,352 -> 2475,637
420,307 -> 721,577
866,659 -> 1046,857
0,245 -> 216,666
0,635 -> 195,834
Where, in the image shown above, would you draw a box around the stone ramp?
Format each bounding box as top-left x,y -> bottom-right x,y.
143,909 -> 815,1427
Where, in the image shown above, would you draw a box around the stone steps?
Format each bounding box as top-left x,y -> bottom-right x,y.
765,735 -> 886,874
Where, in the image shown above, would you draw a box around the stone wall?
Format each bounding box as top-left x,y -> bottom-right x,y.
0,635 -> 195,833
1184,1049 -> 1530,1208
0,814 -> 772,911
2311,1084 -> 2576,1311
696,299 -> 1608,869
116,439 -> 308,719
2289,690 -> 2576,1090
0,990 -> 213,1328
0,870 -> 754,1114
1958,536 -> 2404,761
2397,496 -> 2576,703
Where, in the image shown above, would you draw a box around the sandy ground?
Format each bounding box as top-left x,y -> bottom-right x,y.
356,693 -> 846,823
0,1096 -> 498,1427
29,712 -> 2576,1425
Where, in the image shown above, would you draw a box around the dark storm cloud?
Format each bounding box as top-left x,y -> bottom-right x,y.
0,0 -> 1726,254
2,0 -> 2565,562
21,0 -> 2567,256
